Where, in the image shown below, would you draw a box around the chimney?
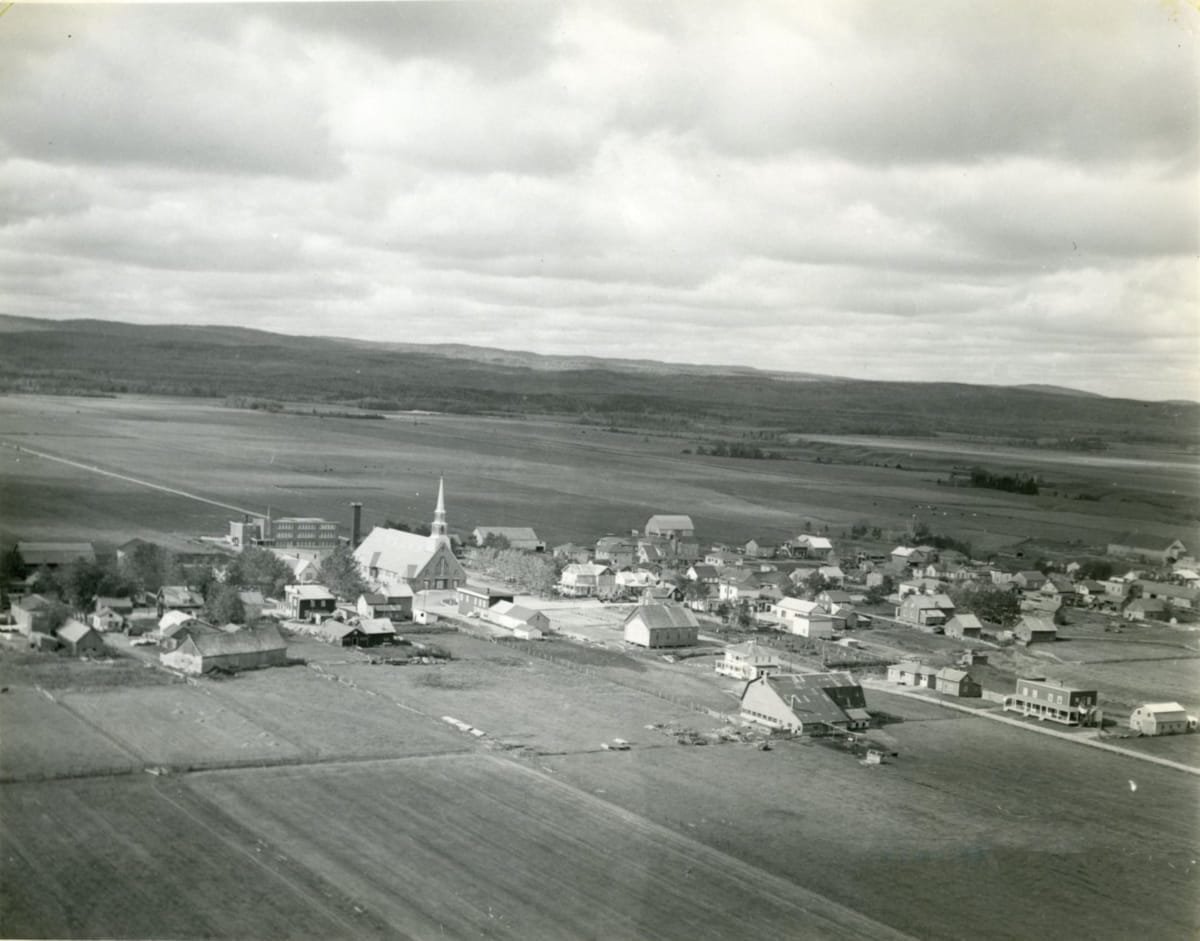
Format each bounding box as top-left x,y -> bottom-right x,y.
351,502 -> 363,548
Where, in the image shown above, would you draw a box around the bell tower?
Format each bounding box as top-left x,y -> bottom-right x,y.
429,476 -> 449,546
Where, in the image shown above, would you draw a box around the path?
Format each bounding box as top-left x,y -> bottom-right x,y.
0,440 -> 264,517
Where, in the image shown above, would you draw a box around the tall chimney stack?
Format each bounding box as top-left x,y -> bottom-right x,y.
351,502 -> 363,548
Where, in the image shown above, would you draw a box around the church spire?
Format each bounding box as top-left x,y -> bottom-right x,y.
430,476 -> 448,540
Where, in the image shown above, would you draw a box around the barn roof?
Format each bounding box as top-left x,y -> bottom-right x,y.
646,514 -> 695,532
187,625 -> 287,657
56,619 -> 96,644
624,604 -> 699,630
754,672 -> 867,727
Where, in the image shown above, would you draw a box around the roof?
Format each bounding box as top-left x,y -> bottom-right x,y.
1137,581 -> 1200,601
185,625 -> 287,657
937,667 -> 971,683
891,546 -> 916,557
624,604 -> 700,630
1017,616 -> 1057,634
1136,702 -> 1189,716
354,526 -> 446,579
755,672 -> 867,728
490,601 -> 544,624
56,619 -> 96,644
161,618 -> 216,639
15,593 -> 52,612
820,590 -> 852,603
894,660 -> 928,674
948,613 -> 982,628
646,515 -> 695,532
16,542 -> 96,566
794,535 -> 833,550
237,590 -> 266,605
287,584 -> 335,600
901,593 -> 955,610
563,562 -> 610,577
1109,533 -> 1185,550
159,586 -> 204,607
775,597 -> 825,616
458,583 -> 513,599
95,595 -> 134,612
159,610 -> 198,631
473,526 -> 539,541
357,617 -> 396,636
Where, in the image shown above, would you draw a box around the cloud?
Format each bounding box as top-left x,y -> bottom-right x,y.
0,1 -> 1195,401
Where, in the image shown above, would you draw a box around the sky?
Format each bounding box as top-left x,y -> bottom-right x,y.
1,1 -> 1197,401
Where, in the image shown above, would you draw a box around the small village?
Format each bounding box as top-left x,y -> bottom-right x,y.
4,478 -> 1198,760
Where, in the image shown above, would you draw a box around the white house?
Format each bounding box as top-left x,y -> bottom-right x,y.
763,597 -> 835,639
559,562 -> 615,598
623,604 -> 699,648
715,641 -> 782,680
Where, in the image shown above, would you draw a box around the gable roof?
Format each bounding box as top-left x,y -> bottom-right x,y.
186,625 -> 287,657
354,527 -> 448,579
646,514 -> 695,532
16,542 -> 96,566
624,604 -> 700,630
754,672 -> 867,727
948,613 -> 982,629
15,593 -> 53,612
473,526 -> 540,541
56,619 -> 96,644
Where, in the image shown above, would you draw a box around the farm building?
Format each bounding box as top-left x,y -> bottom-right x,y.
1129,703 -> 1196,736
15,541 -> 96,570
1107,535 -> 1187,566
237,590 -> 267,621
559,562 -> 615,598
1135,581 -> 1199,610
55,619 -> 106,657
887,661 -> 981,698
1004,678 -> 1097,726
284,584 -> 337,621
1124,598 -> 1168,622
1014,615 -> 1057,644
891,545 -> 935,569
159,617 -> 217,651
552,543 -> 591,564
9,594 -> 58,636
353,480 -> 467,594
357,590 -> 413,621
594,536 -> 637,568
641,585 -> 683,605
160,625 -> 288,675
472,527 -> 544,552
1012,571 -> 1047,592
157,586 -> 204,616
818,565 -> 846,585
716,641 -> 782,680
935,668 -> 982,698
944,614 -> 982,639
887,661 -> 934,688
623,604 -> 699,648
764,597 -> 835,639
457,584 -> 515,616
790,535 -> 835,561
744,539 -> 777,559
896,593 -> 955,629
739,672 -> 870,734
484,601 -> 550,639
644,514 -> 695,539
318,618 -> 396,647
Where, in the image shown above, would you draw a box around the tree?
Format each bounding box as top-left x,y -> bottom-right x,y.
59,557 -> 132,610
948,583 -> 1021,627
227,547 -> 293,596
735,599 -> 754,628
317,544 -> 368,600
481,532 -> 511,550
0,545 -> 25,586
119,541 -> 179,593
1077,559 -> 1114,581
384,519 -> 431,537
804,571 -> 832,598
205,585 -> 246,625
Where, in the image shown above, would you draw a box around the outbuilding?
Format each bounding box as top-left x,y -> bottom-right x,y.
623,604 -> 700,648
55,619 -> 106,657
160,625 -> 288,675
1129,702 -> 1195,736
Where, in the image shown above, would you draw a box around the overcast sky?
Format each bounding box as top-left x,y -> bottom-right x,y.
1,2 -> 1197,401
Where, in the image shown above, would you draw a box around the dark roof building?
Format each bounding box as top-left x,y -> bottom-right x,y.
739,672 -> 870,734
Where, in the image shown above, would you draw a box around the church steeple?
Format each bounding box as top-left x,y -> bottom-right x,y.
430,476 -> 448,542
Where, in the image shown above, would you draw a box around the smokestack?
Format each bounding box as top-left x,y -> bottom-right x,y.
351,502 -> 363,548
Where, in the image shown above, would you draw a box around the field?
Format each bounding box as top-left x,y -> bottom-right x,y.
1,394 -> 1196,554
2,633 -> 1198,939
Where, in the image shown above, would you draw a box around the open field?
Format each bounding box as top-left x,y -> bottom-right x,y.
0,775 -> 393,940
0,688 -> 139,780
542,688 -> 1200,941
1,394 -> 1196,553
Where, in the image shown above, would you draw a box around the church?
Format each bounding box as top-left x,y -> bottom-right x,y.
353,479 -> 467,594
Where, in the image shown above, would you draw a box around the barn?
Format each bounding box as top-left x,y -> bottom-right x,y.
55,619 -> 107,657
160,625 -> 288,674
623,604 -> 699,648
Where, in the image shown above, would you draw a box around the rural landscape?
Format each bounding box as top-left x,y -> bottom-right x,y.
1,317 -> 1199,940
2,2 -> 1197,939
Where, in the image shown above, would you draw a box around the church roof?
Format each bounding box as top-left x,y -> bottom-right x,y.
354,527 -> 444,579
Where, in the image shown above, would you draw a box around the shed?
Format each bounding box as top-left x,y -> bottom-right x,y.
1129,702 -> 1194,736
160,625 -> 288,675
55,619 -> 106,657
623,604 -> 699,648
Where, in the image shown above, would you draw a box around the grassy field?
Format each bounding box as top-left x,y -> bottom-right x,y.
1,394 -> 1195,553
0,688 -> 139,781
188,755 -> 910,941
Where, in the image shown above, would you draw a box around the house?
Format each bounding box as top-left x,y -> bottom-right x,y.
559,562 -> 615,598
887,661 -> 934,688
897,578 -> 946,598
484,601 -> 551,639
936,668 -> 982,698
704,548 -> 742,568
158,616 -> 217,651
817,565 -> 846,586
15,541 -> 96,570
623,604 -> 700,648
457,584 -> 515,616
10,594 -> 57,636
644,515 -> 695,540
160,625 -> 288,675
641,585 -> 683,605
1014,615 -> 1057,644
717,571 -> 782,609
55,618 -> 106,657
744,540 -> 777,559
158,609 -> 200,636
472,527 -> 544,552
237,590 -> 267,621
891,546 -> 934,569
687,563 -> 720,585
356,589 -> 413,622
278,553 -> 321,584
896,593 -> 955,629
1136,581 -> 1199,610
764,597 -> 835,639
944,613 -> 983,639
636,540 -> 671,565
1074,580 -> 1108,605
790,535 -> 835,562
354,480 -> 466,594
1041,574 -> 1077,605
615,569 -> 658,593
1129,702 -> 1195,736
816,590 -> 857,629
1012,571 -> 1048,592
1004,677 -> 1097,726
739,672 -> 870,734
594,536 -> 638,568
319,617 -> 395,647
1123,598 -> 1168,622
715,641 -> 782,680
552,543 -> 591,564
93,595 -> 134,617
284,584 -> 337,621
1107,535 -> 1187,566
157,586 -> 204,616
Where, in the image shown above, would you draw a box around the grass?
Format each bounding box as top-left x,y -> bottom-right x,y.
0,394 -> 1194,554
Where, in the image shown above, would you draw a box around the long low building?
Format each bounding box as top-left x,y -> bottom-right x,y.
739,672 -> 870,734
623,604 -> 699,648
160,625 -> 289,675
1003,677 -> 1097,726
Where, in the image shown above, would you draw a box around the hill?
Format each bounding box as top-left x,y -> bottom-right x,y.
0,315 -> 1196,446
